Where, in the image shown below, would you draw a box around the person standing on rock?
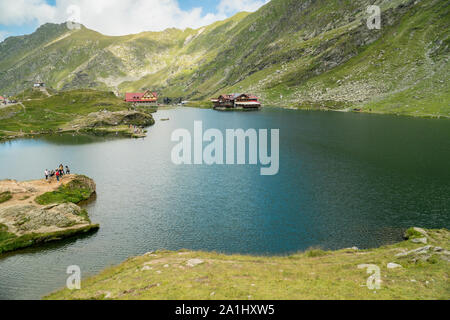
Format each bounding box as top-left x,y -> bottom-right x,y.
65,166 -> 70,175
56,169 -> 60,182
45,169 -> 49,181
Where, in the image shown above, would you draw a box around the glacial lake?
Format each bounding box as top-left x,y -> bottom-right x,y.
0,107 -> 449,300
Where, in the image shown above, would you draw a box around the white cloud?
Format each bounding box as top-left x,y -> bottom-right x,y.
0,31 -> 9,42
0,0 -> 57,26
218,0 -> 269,15
0,0 -> 270,36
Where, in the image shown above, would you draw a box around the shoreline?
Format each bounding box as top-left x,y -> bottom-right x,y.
184,101 -> 450,120
0,122 -> 152,143
45,227 -> 449,300
2,103 -> 448,143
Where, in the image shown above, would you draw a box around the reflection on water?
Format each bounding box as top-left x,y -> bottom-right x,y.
0,107 -> 449,299
40,134 -> 117,145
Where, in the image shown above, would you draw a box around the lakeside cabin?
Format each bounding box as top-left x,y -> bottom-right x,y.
211,93 -> 261,110
125,90 -> 158,106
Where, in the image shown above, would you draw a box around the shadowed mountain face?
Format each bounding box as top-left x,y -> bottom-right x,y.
0,0 -> 448,116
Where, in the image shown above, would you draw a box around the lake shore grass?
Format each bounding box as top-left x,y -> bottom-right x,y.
0,89 -> 155,142
183,99 -> 450,119
45,228 -> 449,300
0,224 -> 99,255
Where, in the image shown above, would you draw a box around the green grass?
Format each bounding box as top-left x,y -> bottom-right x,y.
0,223 -> 16,242
184,101 -> 212,109
304,248 -> 329,258
0,89 -> 131,138
45,228 -> 450,300
0,224 -> 99,255
35,186 -> 92,205
12,88 -> 57,100
0,191 -> 12,204
35,176 -> 95,205
404,228 -> 426,240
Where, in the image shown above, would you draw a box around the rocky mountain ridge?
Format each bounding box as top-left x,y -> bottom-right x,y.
0,0 -> 448,116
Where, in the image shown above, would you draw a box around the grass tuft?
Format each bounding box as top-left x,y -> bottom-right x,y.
35,176 -> 95,205
0,191 -> 12,204
305,248 -> 328,258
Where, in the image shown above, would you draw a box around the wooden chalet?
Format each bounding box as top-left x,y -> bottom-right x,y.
234,94 -> 261,108
211,93 -> 261,110
125,90 -> 158,106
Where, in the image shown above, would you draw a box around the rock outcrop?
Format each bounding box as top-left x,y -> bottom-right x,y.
0,175 -> 99,254
63,110 -> 155,138
68,110 -> 155,129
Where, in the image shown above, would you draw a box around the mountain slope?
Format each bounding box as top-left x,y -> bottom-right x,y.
0,0 -> 448,117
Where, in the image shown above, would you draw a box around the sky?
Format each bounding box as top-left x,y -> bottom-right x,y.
0,0 -> 270,42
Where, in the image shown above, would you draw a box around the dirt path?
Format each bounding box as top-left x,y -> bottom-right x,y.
0,175 -> 76,208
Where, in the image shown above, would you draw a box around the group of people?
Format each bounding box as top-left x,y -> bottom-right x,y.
129,124 -> 144,135
45,164 -> 70,182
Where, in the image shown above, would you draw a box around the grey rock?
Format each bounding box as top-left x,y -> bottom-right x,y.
387,263 -> 403,269
0,202 -> 87,232
410,246 -> 432,254
187,259 -> 204,267
395,246 -> 432,257
411,237 -> 428,244
395,251 -> 408,257
412,227 -> 428,237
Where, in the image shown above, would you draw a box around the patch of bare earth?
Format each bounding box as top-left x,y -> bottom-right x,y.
0,175 -> 93,236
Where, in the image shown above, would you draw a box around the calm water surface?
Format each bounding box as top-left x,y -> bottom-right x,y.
0,107 -> 449,299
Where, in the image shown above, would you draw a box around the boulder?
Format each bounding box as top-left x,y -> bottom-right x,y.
387,263 -> 403,269
412,227 -> 428,237
395,246 -> 432,257
411,237 -> 428,244
187,259 -> 204,267
0,202 -> 88,232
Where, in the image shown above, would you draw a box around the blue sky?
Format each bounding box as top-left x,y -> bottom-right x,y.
178,0 -> 218,12
0,0 -> 269,41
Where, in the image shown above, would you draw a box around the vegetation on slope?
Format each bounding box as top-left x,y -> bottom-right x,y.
0,224 -> 99,255
45,228 -> 449,300
0,0 -> 447,117
0,191 -> 12,204
35,175 -> 96,205
0,89 -> 154,140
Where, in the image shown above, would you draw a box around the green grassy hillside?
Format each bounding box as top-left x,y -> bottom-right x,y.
0,89 -> 156,140
46,228 -> 450,300
0,0 -> 448,117
0,90 -> 126,134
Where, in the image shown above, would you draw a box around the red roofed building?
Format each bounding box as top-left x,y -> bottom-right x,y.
125,90 -> 158,106
211,93 -> 261,110
234,94 -> 261,108
0,96 -> 5,104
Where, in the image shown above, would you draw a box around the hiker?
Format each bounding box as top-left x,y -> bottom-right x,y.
59,164 -> 64,176
65,166 -> 70,175
45,169 -> 49,180
56,169 -> 60,182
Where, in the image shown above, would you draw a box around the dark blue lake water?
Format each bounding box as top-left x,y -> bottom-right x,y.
0,107 -> 449,299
